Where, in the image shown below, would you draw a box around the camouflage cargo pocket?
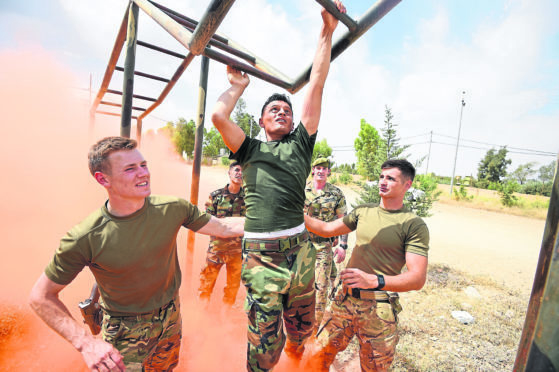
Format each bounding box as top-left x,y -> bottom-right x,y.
375,302 -> 396,324
102,314 -> 124,343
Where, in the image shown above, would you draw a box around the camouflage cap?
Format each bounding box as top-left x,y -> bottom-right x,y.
312,157 -> 330,168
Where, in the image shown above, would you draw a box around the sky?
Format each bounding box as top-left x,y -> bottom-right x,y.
1,0 -> 558,177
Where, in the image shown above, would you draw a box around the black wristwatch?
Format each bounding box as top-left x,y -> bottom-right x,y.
340,243 -> 348,250
375,274 -> 385,290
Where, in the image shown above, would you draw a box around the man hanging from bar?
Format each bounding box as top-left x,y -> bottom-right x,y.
211,1 -> 346,370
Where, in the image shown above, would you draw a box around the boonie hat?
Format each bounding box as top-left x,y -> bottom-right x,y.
312,157 -> 330,168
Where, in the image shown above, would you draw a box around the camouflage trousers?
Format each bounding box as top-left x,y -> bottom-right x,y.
199,249 -> 243,305
241,231 -> 316,372
313,288 -> 401,372
102,297 -> 182,371
314,241 -> 334,330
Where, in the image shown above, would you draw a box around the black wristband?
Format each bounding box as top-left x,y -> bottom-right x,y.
340,243 -> 348,250
375,274 -> 385,290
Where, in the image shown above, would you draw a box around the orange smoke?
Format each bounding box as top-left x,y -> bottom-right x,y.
0,47 -> 320,371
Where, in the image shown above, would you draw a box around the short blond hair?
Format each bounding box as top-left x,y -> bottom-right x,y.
88,136 -> 137,176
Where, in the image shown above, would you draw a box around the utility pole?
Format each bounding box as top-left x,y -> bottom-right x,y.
450,91 -> 466,196
425,130 -> 433,175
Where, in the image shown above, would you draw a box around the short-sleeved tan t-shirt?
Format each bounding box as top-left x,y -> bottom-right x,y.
343,204 -> 429,276
45,195 -> 210,315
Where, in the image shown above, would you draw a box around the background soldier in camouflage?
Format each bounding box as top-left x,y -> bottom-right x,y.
29,137 -> 245,371
199,162 -> 246,306
304,157 -> 348,331
305,159 -> 429,371
211,2 -> 345,370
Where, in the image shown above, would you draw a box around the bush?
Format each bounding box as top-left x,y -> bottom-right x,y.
220,157 -> 230,166
406,174 -> 442,217
498,181 -> 519,207
339,172 -> 352,185
519,181 -> 552,197
453,184 -> 473,201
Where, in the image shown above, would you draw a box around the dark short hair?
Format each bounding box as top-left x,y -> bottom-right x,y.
381,159 -> 415,181
260,93 -> 293,117
88,136 -> 137,176
229,161 -> 241,170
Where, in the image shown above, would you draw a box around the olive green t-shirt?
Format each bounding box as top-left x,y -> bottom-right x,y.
230,123 -> 316,233
45,195 -> 211,315
343,204 -> 429,276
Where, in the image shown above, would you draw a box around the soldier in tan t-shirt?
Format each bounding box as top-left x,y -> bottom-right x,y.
29,137 -> 245,372
305,159 -> 429,371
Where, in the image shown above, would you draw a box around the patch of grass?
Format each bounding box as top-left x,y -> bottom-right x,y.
437,185 -> 549,220
332,264 -> 527,371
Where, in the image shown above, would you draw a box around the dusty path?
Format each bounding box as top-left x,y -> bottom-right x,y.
424,202 -> 545,296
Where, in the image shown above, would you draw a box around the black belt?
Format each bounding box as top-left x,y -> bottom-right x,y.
243,231 -> 309,252
347,288 -> 390,303
309,233 -> 333,244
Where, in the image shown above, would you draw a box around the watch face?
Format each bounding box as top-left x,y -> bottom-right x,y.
377,275 -> 385,289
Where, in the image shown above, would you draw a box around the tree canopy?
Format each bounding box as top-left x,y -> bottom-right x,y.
234,98 -> 260,138
312,139 -> 333,164
477,147 -> 511,183
382,105 -> 409,160
354,119 -> 385,180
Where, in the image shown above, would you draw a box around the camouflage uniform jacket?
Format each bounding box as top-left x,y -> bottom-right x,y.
304,181 -> 347,243
205,184 -> 246,253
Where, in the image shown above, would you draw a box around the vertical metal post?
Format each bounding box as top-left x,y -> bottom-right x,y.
514,156 -> 559,371
121,2 -> 139,138
450,91 -> 466,196
186,55 -> 210,283
425,130 -> 432,175
136,118 -> 143,146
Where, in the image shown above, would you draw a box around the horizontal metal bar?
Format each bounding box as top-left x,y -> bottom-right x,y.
115,66 -> 170,83
137,40 -> 185,59
133,0 -> 193,49
149,2 -> 257,65
135,0 -> 292,90
203,47 -> 291,90
97,110 -> 138,119
190,0 -> 235,55
90,7 -> 129,117
106,89 -> 157,102
100,100 -> 146,111
139,53 -> 196,121
290,0 -> 401,93
149,0 -> 228,44
314,0 -> 358,32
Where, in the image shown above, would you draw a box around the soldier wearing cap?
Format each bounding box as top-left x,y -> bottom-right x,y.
198,162 -> 246,306
304,157 -> 348,331
305,159 -> 429,371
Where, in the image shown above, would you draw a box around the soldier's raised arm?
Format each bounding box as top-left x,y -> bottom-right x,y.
300,0 -> 346,135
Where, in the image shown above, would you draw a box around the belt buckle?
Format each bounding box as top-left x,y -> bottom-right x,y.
351,288 -> 360,299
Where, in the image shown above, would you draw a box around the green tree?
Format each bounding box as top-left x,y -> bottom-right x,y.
538,160 -> 556,183
234,98 -> 260,138
354,119 -> 385,180
510,161 -> 536,185
202,127 -> 226,157
381,105 -> 409,160
477,147 -> 511,184
312,139 -> 333,164
164,118 -> 196,158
